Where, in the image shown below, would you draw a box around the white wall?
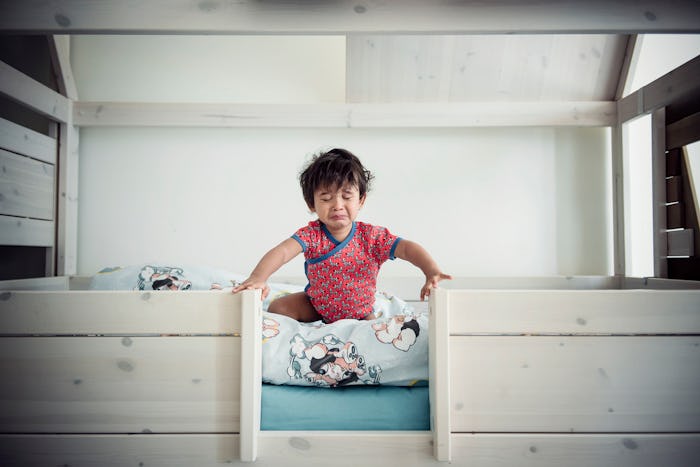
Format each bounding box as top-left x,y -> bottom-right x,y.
72,36 -> 611,280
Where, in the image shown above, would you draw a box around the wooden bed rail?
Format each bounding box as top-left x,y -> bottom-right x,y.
239,288 -> 262,462
429,288 -> 450,462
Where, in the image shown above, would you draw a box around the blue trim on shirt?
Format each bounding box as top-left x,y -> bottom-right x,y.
308,222 -> 356,265
389,237 -> 402,260
291,234 -> 307,252
321,223 -> 341,245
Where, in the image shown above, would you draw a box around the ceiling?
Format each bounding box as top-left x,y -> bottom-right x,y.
346,35 -> 630,103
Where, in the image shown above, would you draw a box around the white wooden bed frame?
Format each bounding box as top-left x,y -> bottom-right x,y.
1,2 -> 700,466
1,275 -> 699,466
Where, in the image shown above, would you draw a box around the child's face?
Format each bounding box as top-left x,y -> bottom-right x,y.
311,182 -> 365,234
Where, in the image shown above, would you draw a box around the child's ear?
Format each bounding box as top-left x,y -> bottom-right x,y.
359,195 -> 366,208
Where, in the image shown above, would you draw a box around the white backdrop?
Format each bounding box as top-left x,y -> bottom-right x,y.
72,36 -> 612,279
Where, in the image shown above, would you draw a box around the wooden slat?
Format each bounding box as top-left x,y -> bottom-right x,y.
429,288 -> 451,462
0,337 -> 241,433
73,101 -> 617,128
0,290 -> 245,335
1,433 -> 698,467
0,214 -> 53,247
0,117 -> 56,165
0,149 -> 54,220
1,0 -> 699,34
449,336 -> 700,433
239,289 -> 262,462
622,276 -> 700,289
0,61 -> 70,124
347,35 -> 626,103
446,290 -> 700,335
0,276 -> 70,291
0,434 -> 240,467
450,434 -> 700,467
668,229 -> 694,257
0,433 -> 435,467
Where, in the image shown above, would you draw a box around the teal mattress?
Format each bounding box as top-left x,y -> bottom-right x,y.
261,384 -> 430,431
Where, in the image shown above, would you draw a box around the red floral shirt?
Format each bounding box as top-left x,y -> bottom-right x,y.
292,220 -> 400,323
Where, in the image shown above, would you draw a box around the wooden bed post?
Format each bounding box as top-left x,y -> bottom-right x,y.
239,289 -> 262,462
429,287 -> 451,461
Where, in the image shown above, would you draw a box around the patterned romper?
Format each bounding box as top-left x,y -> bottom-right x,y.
292,220 -> 401,323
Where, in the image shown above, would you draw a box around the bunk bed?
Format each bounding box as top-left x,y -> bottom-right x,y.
1,1 -> 700,466
1,274 -> 699,466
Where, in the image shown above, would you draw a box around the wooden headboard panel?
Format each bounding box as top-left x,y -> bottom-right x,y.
0,116 -> 57,276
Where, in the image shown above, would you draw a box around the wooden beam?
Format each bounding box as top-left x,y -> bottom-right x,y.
1,1 -> 700,34
618,55 -> 700,124
0,60 -> 71,124
48,36 -> 78,101
652,108 -> 667,277
666,111 -> 700,150
73,101 -> 617,128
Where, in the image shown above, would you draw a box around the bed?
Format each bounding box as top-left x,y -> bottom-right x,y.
1,273 -> 699,466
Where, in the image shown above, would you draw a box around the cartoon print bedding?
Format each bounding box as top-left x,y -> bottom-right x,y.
90,264 -> 429,387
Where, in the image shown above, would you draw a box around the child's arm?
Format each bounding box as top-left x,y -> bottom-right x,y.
232,237 -> 302,299
393,239 -> 452,300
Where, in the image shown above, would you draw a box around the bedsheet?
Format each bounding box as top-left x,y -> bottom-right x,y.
261,384 -> 430,430
90,264 -> 429,387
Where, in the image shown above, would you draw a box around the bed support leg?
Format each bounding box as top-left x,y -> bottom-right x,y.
429,288 -> 451,461
239,289 -> 262,462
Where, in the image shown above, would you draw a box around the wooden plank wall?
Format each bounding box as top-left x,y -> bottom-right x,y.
434,288 -> 700,466
0,289 -> 260,466
0,117 -> 56,250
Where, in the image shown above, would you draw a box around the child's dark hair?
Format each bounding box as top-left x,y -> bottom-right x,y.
299,148 -> 373,208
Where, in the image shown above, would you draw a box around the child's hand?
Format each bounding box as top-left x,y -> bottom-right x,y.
420,272 -> 452,300
232,278 -> 271,300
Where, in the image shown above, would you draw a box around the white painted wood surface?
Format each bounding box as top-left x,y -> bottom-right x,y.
0,276 -> 70,291
429,288 -> 450,462
1,0 -> 699,34
449,336 -> 700,432
1,280 -> 698,465
239,289 -> 262,462
72,101 -> 616,128
0,60 -> 70,124
0,214 -> 53,247
55,120 -> 79,275
0,290 -> 243,335
1,433 -> 698,467
0,117 -> 56,165
347,35 -> 626,103
445,289 -> 700,335
0,337 -> 241,433
449,433 -> 700,467
0,149 -> 54,220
